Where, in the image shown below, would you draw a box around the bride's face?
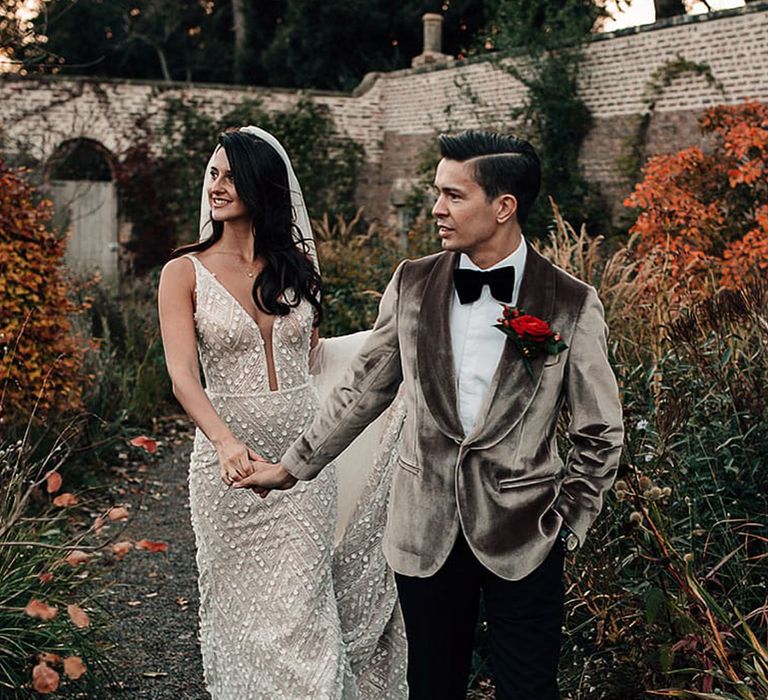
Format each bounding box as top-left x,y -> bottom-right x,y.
208,146 -> 249,223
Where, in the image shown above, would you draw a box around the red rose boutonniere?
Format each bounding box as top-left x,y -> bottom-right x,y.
494,305 -> 568,378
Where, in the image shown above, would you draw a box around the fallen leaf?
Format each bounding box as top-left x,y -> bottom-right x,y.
112,541 -> 133,561
93,515 -> 105,533
37,572 -> 54,584
67,604 -> 90,629
145,592 -> 159,598
63,656 -> 87,680
129,435 -> 158,454
25,599 -> 58,621
107,506 -> 129,521
52,492 -> 77,507
65,550 -> 91,566
32,662 -> 60,693
37,652 -> 61,665
135,539 -> 169,553
45,471 -> 62,494
127,600 -> 142,606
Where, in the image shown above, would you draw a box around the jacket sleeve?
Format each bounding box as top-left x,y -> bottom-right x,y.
554,286 -> 624,544
281,260 -> 406,480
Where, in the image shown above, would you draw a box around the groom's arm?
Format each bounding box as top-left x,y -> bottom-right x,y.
281,260 -> 407,480
554,287 -> 624,545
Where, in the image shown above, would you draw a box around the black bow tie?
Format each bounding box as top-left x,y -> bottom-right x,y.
453,266 -> 516,305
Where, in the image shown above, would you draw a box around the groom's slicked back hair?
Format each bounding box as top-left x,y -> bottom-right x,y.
438,130 -> 541,225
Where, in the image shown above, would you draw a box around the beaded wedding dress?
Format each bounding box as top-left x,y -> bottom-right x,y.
186,252 -> 407,699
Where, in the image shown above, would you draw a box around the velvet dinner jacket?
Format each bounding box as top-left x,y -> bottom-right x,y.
283,247 -> 624,581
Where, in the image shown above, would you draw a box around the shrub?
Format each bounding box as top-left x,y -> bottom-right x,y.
625,101 -> 768,291
0,159 -> 87,429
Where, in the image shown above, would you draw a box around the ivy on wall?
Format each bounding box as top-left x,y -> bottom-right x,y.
616,56 -> 726,185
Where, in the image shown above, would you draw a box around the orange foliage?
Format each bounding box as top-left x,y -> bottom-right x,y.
31,661 -> 59,693
67,604 -> 90,629
24,599 -> 58,621
135,539 -> 169,553
0,159 -> 87,425
625,101 -> 768,291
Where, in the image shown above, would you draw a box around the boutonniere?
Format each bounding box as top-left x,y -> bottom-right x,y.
494,305 -> 567,378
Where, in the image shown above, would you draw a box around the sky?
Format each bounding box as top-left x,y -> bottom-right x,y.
604,0 -> 746,31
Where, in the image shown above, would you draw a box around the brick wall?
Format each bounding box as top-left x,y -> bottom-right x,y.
2,2 -> 767,226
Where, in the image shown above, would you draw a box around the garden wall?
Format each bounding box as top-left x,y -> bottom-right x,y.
2,1 -> 767,228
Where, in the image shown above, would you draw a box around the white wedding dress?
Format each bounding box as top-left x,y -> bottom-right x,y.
186,253 -> 407,699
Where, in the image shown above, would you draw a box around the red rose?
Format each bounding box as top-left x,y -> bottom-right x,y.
509,314 -> 552,341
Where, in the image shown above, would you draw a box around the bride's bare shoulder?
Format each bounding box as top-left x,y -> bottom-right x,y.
159,255 -> 195,292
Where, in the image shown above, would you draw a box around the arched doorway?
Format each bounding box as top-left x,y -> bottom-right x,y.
47,139 -> 119,282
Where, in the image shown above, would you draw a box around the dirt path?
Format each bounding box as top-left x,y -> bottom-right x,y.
96,423 -> 207,699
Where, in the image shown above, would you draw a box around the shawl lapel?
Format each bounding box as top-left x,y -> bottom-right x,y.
416,251 -> 464,442
465,246 -> 557,448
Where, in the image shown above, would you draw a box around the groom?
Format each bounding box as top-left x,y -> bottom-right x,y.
236,130 -> 623,699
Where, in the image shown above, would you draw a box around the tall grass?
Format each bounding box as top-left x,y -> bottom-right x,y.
538,208 -> 768,698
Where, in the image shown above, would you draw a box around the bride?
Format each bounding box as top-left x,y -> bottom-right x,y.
157,126 -> 407,699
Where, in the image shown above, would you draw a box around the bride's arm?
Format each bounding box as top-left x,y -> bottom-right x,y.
158,258 -> 258,484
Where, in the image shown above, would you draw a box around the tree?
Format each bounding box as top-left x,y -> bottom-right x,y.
653,0 -> 686,20
34,0 -> 234,83
260,0 -> 490,91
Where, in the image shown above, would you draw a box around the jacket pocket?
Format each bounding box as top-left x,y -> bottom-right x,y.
497,474 -> 557,492
397,455 -> 421,475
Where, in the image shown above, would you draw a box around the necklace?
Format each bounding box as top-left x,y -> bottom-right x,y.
212,250 -> 259,279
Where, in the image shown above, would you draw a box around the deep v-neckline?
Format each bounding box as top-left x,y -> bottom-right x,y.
191,255 -> 283,391
192,257 -> 279,340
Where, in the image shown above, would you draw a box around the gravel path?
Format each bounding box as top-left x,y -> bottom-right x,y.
97,423 -> 207,699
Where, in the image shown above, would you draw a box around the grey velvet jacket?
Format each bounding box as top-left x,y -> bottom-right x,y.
283,247 -> 623,581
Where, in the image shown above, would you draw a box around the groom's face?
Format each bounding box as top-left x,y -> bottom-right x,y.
432,158 -> 506,259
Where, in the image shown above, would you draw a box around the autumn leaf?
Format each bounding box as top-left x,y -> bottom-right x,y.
135,539 -> 169,553
37,572 -> 54,584
52,492 -> 77,507
112,540 -> 133,561
45,471 -> 62,494
67,604 -> 90,629
32,662 -> 60,693
37,652 -> 61,665
63,656 -> 87,680
129,435 -> 158,453
25,599 -> 58,621
107,506 -> 129,521
93,515 -> 105,533
65,550 -> 91,566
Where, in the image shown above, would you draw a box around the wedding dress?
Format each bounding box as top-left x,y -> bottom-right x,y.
185,127 -> 407,699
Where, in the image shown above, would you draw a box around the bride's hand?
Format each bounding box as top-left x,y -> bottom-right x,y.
215,435 -> 255,486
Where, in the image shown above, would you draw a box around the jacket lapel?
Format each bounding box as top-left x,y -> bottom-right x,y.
465,246 -> 557,447
416,251 -> 464,442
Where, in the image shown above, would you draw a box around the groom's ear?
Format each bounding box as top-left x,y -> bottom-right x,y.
495,193 -> 518,225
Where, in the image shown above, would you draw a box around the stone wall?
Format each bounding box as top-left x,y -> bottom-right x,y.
2,1 -> 767,227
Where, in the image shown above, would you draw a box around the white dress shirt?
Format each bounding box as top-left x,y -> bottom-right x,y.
450,238 -> 527,435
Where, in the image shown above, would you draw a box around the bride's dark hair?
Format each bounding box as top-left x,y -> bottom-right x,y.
171,130 -> 322,325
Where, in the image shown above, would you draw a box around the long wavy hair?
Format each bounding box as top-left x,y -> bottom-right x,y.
172,130 -> 322,324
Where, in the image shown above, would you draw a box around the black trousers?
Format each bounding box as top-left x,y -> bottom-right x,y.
395,533 -> 565,700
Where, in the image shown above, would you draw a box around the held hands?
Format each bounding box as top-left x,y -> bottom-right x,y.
233,461 -> 298,499
215,435 -> 263,486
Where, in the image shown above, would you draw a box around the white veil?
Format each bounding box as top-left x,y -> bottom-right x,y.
198,126 -> 389,541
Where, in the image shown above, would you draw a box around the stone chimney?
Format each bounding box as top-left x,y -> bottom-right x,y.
411,13 -> 453,68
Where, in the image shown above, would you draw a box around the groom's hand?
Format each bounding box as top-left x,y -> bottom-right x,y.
232,462 -> 298,498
